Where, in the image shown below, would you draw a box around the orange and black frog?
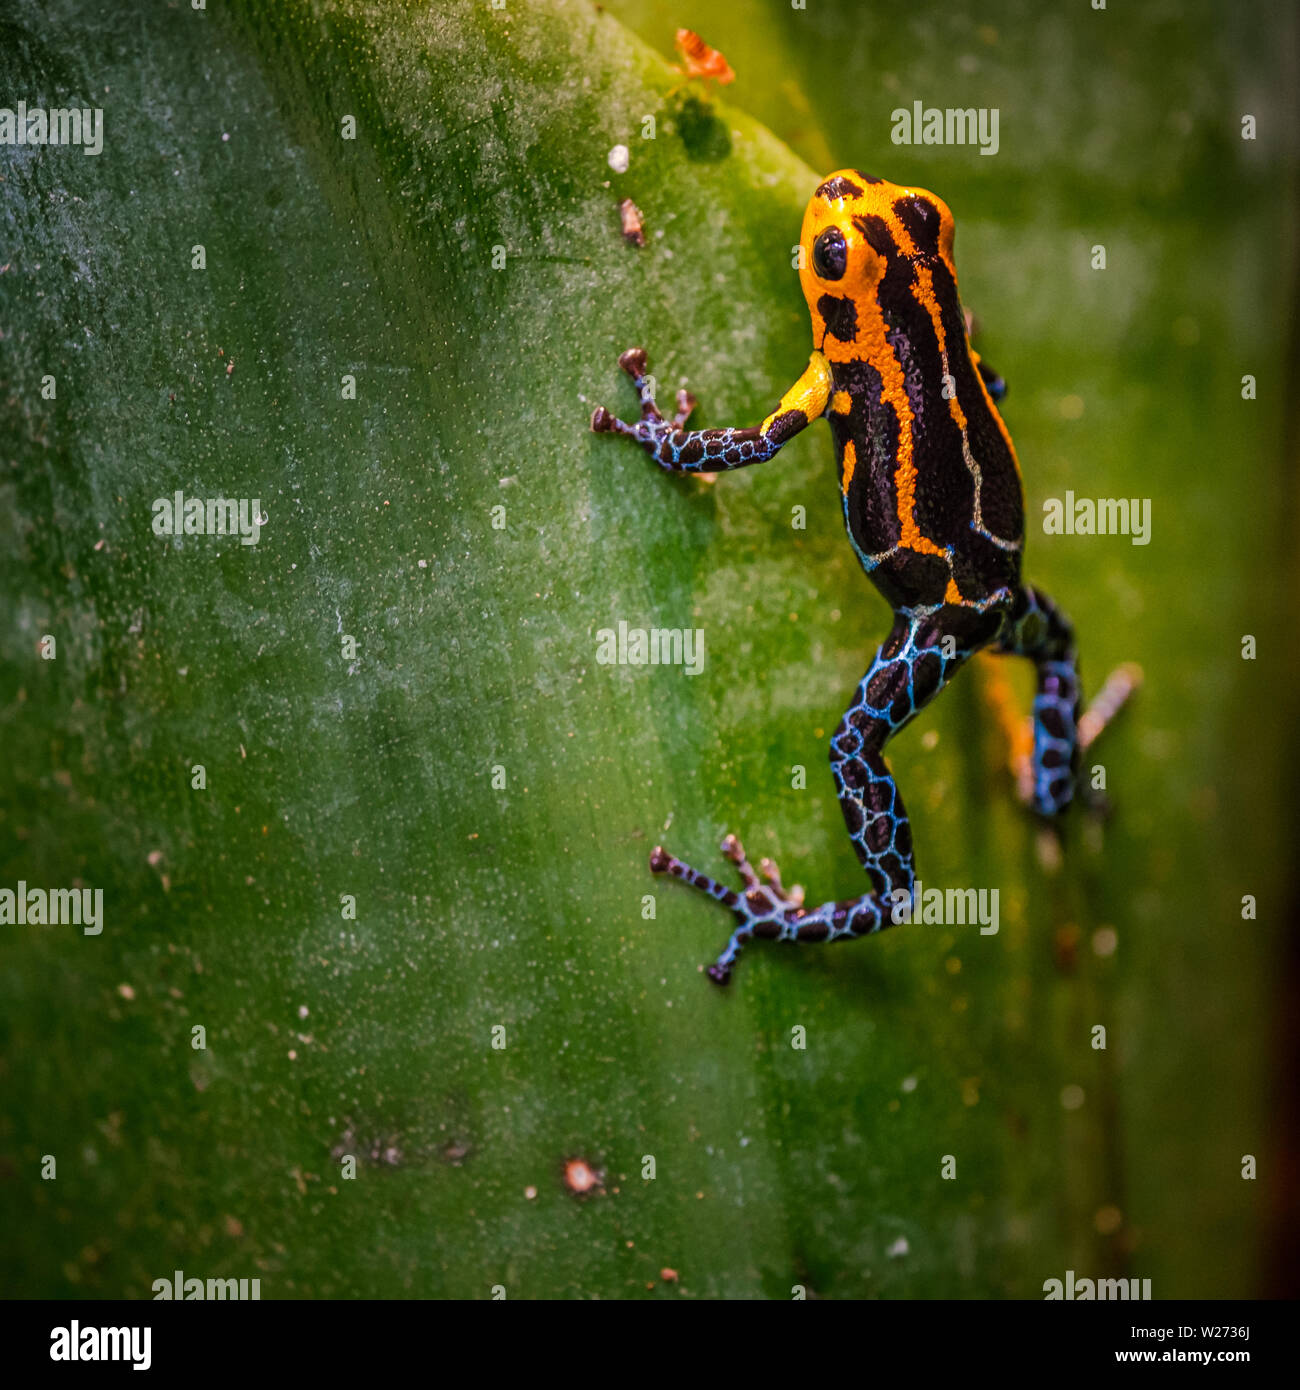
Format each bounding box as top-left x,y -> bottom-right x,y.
592,169 -> 1131,984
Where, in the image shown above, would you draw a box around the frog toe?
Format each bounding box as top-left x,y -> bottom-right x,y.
618,347 -> 649,377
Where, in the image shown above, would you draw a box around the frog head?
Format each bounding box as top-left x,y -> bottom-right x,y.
798,169 -> 959,357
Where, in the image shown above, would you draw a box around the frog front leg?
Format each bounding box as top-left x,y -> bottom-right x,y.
652,610 -> 995,983
591,347 -> 831,472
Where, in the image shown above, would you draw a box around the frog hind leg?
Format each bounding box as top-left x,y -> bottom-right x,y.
651,610 -> 984,983
1077,661 -> 1144,755
992,586 -> 1081,816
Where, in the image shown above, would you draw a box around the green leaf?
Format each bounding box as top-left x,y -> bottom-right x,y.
0,0 -> 1292,1299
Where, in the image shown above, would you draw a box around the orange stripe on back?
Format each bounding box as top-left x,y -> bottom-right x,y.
832,315 -> 944,557
840,438 -> 856,495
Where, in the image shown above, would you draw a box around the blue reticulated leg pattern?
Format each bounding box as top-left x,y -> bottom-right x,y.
993,586 -> 1080,817
650,611 -> 981,984
590,347 -> 820,472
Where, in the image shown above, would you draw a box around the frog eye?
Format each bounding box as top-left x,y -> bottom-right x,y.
812,226 -> 847,281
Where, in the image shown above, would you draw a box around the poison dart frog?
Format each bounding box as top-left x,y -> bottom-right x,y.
591,169 -> 1129,985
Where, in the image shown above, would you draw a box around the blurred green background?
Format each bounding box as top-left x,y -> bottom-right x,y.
1,0 -> 1296,1298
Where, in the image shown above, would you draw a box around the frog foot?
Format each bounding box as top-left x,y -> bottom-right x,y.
590,347 -> 696,440
650,833 -> 805,985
